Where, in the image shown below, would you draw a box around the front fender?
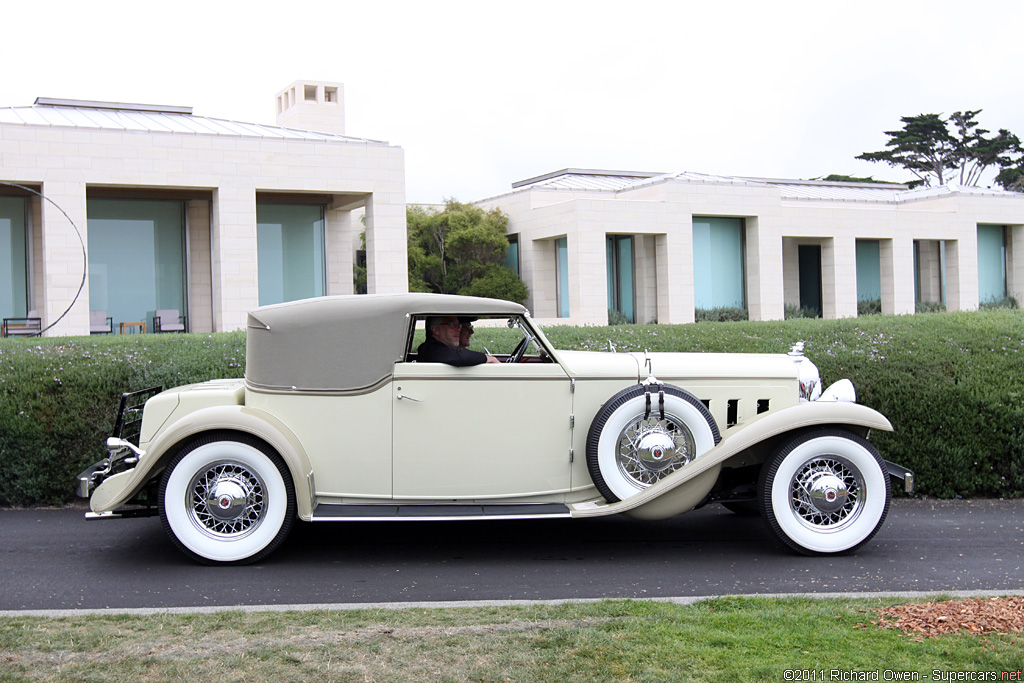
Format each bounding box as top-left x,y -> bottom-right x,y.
90,405 -> 315,520
571,400 -> 893,520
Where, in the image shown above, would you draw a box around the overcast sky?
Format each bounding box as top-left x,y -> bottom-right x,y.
5,0 -> 1022,204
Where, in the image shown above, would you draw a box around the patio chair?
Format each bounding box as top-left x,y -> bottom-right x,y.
153,309 -> 187,333
90,310 -> 113,334
2,310 -> 42,337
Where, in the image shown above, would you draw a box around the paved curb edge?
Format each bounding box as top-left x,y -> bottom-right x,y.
3,589 -> 1021,618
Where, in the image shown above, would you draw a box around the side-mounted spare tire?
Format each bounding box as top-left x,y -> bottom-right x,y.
586,384 -> 721,502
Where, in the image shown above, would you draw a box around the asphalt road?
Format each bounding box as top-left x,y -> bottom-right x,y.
1,499 -> 1022,612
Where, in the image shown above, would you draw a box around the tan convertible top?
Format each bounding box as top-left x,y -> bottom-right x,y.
245,294 -> 527,393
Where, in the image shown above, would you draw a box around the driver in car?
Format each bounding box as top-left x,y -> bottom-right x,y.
418,316 -> 500,365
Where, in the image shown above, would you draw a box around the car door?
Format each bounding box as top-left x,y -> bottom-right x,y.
391,360 -> 573,499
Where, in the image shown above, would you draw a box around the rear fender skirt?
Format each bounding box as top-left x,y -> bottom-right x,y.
89,405 -> 314,520
571,400 -> 892,520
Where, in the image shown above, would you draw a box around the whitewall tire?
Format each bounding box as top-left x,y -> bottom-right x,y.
586,384 -> 720,502
759,429 -> 890,555
158,433 -> 296,565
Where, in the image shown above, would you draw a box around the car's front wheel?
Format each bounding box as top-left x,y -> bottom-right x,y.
158,434 -> 296,565
759,429 -> 890,555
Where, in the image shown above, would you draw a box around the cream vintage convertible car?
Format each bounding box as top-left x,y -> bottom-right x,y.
77,293 -> 913,564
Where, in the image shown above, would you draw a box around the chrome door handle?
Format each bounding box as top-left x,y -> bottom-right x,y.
396,393 -> 422,402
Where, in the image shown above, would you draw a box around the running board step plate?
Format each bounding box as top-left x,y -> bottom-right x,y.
311,503 -> 571,522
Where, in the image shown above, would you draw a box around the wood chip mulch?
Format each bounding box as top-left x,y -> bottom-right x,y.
868,596 -> 1024,638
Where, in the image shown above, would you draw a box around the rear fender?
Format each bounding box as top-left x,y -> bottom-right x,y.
572,401 -> 892,520
90,405 -> 314,520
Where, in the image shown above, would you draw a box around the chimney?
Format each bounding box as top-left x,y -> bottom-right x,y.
275,80 -> 345,135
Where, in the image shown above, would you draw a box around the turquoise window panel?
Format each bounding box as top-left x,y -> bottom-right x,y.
556,237 -> 569,318
257,204 -> 326,306
692,217 -> 745,309
87,199 -> 185,330
505,235 -> 519,276
606,235 -> 634,323
977,225 -> 1007,302
0,196 -> 28,319
856,240 -> 881,301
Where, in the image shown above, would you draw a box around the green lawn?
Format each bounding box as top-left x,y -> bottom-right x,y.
2,597 -> 1020,682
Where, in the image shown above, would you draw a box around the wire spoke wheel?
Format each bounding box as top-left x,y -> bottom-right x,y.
788,456 -> 863,531
186,461 -> 267,539
615,414 -> 697,488
760,429 -> 889,555
587,384 -> 720,502
159,434 -> 295,565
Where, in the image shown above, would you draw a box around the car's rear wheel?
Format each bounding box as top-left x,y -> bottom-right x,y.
586,384 -> 720,502
759,429 -> 889,555
158,434 -> 295,565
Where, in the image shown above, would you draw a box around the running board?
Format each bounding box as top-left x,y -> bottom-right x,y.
311,503 -> 571,522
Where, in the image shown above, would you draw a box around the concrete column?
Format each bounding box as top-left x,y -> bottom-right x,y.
914,240 -> 937,303
186,199 -> 213,333
782,238 -> 800,308
633,234 -> 658,324
524,237 -> 556,318
364,193 -> 408,294
326,206 -> 357,296
880,237 -> 915,315
38,178 -> 89,336
746,217 -> 785,321
945,239 -> 968,311
822,235 -> 857,319
569,228 -> 608,325
1008,225 -> 1024,304
211,183 -> 259,332
655,221 -> 693,324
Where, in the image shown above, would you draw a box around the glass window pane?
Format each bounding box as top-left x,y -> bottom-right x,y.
257,204 -> 325,306
606,235 -> 635,323
556,237 -> 569,318
87,199 -> 185,329
617,236 -> 634,323
977,224 -> 1007,302
0,196 -> 28,319
693,217 -> 744,309
856,240 -> 881,301
505,235 -> 519,276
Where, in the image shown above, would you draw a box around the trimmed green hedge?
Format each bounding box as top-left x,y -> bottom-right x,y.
2,311 -> 1022,506
0,332 -> 245,507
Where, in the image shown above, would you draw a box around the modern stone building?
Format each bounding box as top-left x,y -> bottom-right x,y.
4,81 -> 1024,337
477,169 -> 1024,326
0,80 -> 406,336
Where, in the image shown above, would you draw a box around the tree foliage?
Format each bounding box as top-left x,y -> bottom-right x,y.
857,111 -> 1023,190
407,201 -> 528,304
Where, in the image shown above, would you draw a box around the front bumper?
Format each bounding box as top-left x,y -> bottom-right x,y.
75,437 -> 144,498
884,460 -> 915,494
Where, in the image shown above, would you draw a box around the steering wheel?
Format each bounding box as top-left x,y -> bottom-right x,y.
506,336 -> 530,363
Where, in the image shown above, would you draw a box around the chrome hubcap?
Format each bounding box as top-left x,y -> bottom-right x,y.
617,415 -> 696,490
187,461 -> 266,539
789,456 -> 863,530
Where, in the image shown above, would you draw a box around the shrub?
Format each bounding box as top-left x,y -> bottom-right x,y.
0,332 -> 245,506
785,304 -> 819,319
542,309 -> 1024,499
980,296 -> 1019,310
2,311 -> 1023,505
695,307 -> 749,322
607,309 -> 632,326
857,299 -> 882,316
916,300 -> 947,313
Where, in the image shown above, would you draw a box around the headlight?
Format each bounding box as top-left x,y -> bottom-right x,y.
818,379 -> 857,403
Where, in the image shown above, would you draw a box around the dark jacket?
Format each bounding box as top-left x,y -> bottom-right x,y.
416,338 -> 488,366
